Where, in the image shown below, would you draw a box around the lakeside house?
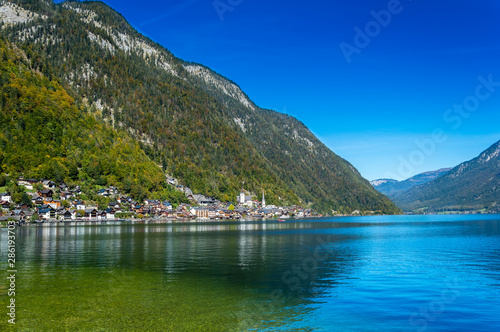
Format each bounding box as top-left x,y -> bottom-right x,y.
237,190 -> 254,207
60,209 -> 72,221
42,180 -> 57,190
74,200 -> 85,211
39,207 -> 56,220
0,193 -> 12,203
84,208 -> 98,220
1,178 -> 320,223
39,189 -> 53,198
17,177 -> 38,190
105,208 -> 115,220
60,191 -> 74,200
0,200 -> 11,209
31,195 -> 43,205
193,195 -> 217,206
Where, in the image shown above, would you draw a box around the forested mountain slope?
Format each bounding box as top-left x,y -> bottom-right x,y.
393,141 -> 500,213
371,168 -> 452,199
0,0 -> 400,213
0,36 -> 188,204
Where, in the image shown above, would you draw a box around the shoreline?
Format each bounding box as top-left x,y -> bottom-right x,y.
4,212 -> 500,228
4,215 -> 325,227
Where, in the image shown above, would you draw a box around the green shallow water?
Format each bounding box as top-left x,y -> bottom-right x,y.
2,216 -> 500,331
10,267 -> 295,331
1,222 -> 312,331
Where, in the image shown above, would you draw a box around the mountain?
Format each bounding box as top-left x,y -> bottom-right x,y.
0,0 -> 401,214
0,35 -> 190,206
393,141 -> 500,213
371,168 -> 452,199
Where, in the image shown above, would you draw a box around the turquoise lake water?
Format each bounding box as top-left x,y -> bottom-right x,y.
1,215 -> 500,331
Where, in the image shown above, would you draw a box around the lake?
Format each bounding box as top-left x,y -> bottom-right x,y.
1,215 -> 500,331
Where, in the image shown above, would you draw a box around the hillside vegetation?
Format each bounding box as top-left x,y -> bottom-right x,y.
371,168 -> 452,199
393,141 -> 500,213
0,0 -> 401,214
0,36 -> 187,203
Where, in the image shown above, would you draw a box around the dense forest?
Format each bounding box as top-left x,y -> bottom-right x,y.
0,36 -> 187,204
0,0 -> 401,213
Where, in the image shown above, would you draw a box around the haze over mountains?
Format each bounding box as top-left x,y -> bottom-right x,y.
0,0 -> 401,214
371,168 -> 452,199
372,141 -> 500,213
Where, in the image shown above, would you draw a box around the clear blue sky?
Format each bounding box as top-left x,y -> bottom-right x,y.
83,0 -> 500,180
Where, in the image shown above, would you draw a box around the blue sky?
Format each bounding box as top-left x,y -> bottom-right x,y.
85,0 -> 500,180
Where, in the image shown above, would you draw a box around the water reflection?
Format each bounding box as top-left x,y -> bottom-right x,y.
16,221 -> 359,298
3,216 -> 500,331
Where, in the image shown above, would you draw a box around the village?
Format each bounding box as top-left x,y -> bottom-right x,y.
0,177 -> 319,224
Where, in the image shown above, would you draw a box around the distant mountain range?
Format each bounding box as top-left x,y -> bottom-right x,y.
0,0 -> 400,214
371,168 -> 452,199
372,141 -> 500,213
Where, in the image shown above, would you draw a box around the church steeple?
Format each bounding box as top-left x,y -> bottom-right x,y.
262,191 -> 266,208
